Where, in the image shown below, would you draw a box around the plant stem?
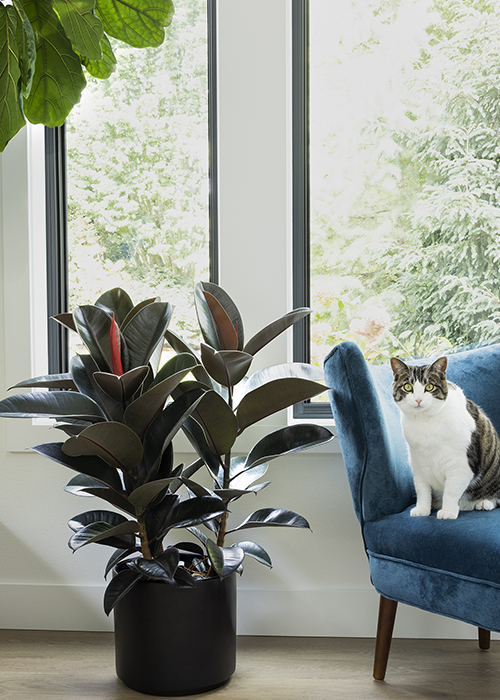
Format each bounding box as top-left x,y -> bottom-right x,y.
137,515 -> 153,560
216,450 -> 231,547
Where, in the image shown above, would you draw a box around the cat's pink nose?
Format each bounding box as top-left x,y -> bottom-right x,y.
416,398 -> 423,406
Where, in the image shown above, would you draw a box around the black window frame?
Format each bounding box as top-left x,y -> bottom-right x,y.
45,0 -> 219,374
292,0 -> 332,419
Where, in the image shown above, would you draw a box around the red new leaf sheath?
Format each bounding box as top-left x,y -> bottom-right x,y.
110,313 -> 124,376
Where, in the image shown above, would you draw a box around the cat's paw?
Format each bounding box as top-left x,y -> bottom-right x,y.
474,499 -> 496,511
437,508 -> 458,520
411,506 -> 431,517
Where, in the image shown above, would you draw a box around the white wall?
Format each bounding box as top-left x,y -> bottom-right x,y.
0,0 -> 488,640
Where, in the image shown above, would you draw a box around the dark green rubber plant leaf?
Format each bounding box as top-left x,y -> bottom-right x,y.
62,421 -> 143,472
68,509 -> 128,531
78,31 -> 116,79
73,304 -> 120,373
120,296 -> 158,330
200,345 -> 253,388
20,0 -> 86,126
93,366 -> 149,403
195,282 -> 244,350
227,508 -> 310,534
157,496 -> 226,538
33,442 -> 124,491
181,416 -> 221,482
65,472 -> 103,496
104,548 -> 139,578
190,389 -> 238,457
121,301 -> 172,369
129,556 -> 177,583
78,486 -> 135,516
145,492 -> 178,542
94,287 -> 134,325
243,424 -> 333,471
235,364 -> 326,432
0,390 -> 106,421
68,519 -> 139,551
104,567 -> 142,615
128,478 -> 175,510
243,308 -> 311,356
95,0 -> 174,48
52,0 -> 104,60
232,541 -> 272,568
149,353 -> 197,389
52,312 -> 77,333
0,6 -> 26,151
10,372 -> 76,390
201,291 -> 239,350
123,367 -> 194,439
139,388 -> 205,479
12,0 -> 36,96
206,539 -> 245,578
227,457 -> 269,490
70,354 -> 123,422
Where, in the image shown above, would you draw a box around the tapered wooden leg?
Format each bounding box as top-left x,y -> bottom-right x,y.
478,628 -> 490,651
373,596 -> 398,681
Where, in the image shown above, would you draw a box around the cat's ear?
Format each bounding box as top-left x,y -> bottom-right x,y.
430,356 -> 447,375
391,357 -> 409,377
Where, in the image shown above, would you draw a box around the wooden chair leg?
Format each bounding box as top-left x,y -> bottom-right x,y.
478,628 -> 491,651
373,596 -> 398,681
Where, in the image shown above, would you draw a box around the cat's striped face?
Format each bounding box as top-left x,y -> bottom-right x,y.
390,356 -> 448,416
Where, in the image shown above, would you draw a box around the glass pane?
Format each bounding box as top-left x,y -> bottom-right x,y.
66,0 -> 209,351
309,0 -> 500,368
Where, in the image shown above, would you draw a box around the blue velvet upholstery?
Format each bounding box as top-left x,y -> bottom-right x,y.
324,340 -> 500,633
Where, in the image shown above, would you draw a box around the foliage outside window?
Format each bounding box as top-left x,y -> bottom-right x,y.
309,0 -> 500,371
66,0 -> 209,352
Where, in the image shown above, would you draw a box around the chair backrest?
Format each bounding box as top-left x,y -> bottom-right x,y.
324,341 -> 500,527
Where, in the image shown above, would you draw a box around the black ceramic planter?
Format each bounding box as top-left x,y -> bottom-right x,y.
113,573 -> 237,696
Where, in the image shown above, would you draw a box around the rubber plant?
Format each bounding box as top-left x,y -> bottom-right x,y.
0,284 -> 333,614
0,0 -> 175,151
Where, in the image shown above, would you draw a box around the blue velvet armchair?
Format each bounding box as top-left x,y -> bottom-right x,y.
324,340 -> 500,680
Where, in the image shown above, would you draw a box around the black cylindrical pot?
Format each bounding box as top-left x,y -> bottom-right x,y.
114,573 -> 237,696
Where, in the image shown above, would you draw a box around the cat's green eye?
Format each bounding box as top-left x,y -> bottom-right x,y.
425,383 -> 434,392
403,383 -> 413,392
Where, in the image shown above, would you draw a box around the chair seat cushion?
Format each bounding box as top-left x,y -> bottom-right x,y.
364,506 -> 500,631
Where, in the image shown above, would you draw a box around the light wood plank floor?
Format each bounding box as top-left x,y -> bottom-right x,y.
0,630 -> 499,699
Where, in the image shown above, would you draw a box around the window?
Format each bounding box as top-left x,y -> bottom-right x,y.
294,0 -> 500,418
46,0 -> 218,372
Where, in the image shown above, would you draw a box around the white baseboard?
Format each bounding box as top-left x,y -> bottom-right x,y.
0,583 -> 498,640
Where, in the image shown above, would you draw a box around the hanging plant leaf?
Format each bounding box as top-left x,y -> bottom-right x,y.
122,301 -> 172,369
104,568 -> 142,615
95,0 -> 174,48
232,541 -> 272,568
0,390 -> 106,422
200,345 -> 253,387
0,6 -> 26,152
52,0 -> 104,60
78,32 -> 116,79
21,0 -> 86,127
227,508 -> 310,533
104,548 -> 139,578
62,421 -> 143,472
235,364 -> 326,432
93,366 -> 149,403
10,373 -> 76,390
68,520 -> 139,551
12,0 -> 36,97
206,539 -> 245,577
33,442 -> 123,491
243,424 -> 333,471
68,509 -> 128,532
243,308 -> 311,356
190,390 -> 238,457
156,496 -> 226,538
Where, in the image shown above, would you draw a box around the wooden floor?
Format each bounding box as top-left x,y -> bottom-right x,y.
0,631 -> 499,699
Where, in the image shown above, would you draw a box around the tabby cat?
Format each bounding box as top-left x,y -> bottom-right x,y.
391,355 -> 500,519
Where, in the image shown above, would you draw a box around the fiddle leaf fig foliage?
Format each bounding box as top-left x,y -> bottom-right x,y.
0,0 -> 174,150
0,283 -> 334,615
